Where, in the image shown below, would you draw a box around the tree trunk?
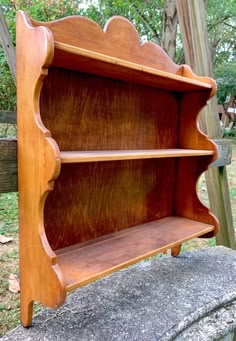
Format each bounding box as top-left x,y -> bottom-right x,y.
161,0 -> 178,60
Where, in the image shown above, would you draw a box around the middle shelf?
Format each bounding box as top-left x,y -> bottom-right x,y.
60,149 -> 214,163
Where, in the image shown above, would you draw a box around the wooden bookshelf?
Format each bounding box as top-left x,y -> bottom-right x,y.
17,11 -> 219,327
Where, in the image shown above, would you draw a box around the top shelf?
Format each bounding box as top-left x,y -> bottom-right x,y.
53,42 -> 213,93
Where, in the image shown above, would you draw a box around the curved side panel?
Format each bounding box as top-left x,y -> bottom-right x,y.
178,91 -> 218,159
175,89 -> 219,236
175,156 -> 219,237
177,65 -> 217,98
17,11 -> 66,326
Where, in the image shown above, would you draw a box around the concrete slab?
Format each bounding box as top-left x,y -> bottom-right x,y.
2,246 -> 236,340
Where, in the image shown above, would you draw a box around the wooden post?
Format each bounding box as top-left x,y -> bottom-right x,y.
176,0 -> 236,249
0,138 -> 17,193
0,7 -> 16,82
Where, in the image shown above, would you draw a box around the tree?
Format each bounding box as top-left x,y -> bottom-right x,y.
83,0 -> 165,43
206,0 -> 236,66
161,0 -> 178,60
0,0 -> 84,111
215,62 -> 236,105
205,1 -> 236,104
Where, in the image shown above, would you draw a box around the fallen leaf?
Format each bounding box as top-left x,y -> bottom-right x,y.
0,235 -> 13,244
8,274 -> 20,293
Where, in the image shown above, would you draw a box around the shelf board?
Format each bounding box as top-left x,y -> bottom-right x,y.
53,42 -> 212,93
60,149 -> 214,163
55,216 -> 215,291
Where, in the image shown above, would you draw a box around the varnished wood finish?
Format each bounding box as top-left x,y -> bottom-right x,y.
40,68 -> 179,151
31,15 -> 179,73
17,10 -> 219,327
60,149 -> 214,163
17,12 -> 66,327
55,217 -> 215,290
44,159 -> 176,250
175,156 -> 219,237
171,244 -> 182,257
52,41 -> 213,92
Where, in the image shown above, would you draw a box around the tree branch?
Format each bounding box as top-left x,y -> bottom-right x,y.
223,21 -> 236,30
207,15 -> 232,32
131,2 -> 161,42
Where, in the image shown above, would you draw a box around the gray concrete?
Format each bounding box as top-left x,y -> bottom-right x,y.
2,246 -> 236,341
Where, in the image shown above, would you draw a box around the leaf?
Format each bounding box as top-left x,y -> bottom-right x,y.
8,273 -> 20,293
0,235 -> 13,244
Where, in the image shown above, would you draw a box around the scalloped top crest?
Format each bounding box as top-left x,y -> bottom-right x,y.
29,14 -> 179,74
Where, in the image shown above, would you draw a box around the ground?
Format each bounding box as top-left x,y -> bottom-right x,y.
0,139 -> 236,337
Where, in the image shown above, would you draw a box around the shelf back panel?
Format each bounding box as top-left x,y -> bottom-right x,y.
44,159 -> 176,250
40,67 -> 179,151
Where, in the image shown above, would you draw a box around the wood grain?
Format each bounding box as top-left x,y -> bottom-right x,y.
17,10 -> 219,327
55,216 -> 215,290
52,42 -> 212,92
17,11 -> 66,327
40,68 -> 179,151
175,156 -> 219,237
44,159 -> 176,250
60,149 -> 214,163
31,15 -> 179,74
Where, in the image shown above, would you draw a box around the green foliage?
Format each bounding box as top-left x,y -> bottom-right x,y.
92,0 -> 164,42
1,0 -> 89,46
0,192 -> 18,236
215,62 -> 236,103
206,0 -> 236,66
0,50 -> 16,111
206,0 -> 236,104
0,0 -> 85,113
0,0 -> 164,116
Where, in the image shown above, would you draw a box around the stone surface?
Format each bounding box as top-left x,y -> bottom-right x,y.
2,246 -> 236,341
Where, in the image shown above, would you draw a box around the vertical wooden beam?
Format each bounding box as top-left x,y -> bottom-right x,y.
176,0 -> 236,249
0,7 -> 16,82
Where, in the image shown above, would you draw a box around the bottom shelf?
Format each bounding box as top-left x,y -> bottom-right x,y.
55,216 -> 215,291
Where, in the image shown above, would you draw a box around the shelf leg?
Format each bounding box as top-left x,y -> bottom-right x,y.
171,244 -> 181,257
20,298 -> 34,327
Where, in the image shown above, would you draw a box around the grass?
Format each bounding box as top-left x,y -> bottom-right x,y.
0,192 -> 19,336
0,124 -> 17,139
0,134 -> 236,336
